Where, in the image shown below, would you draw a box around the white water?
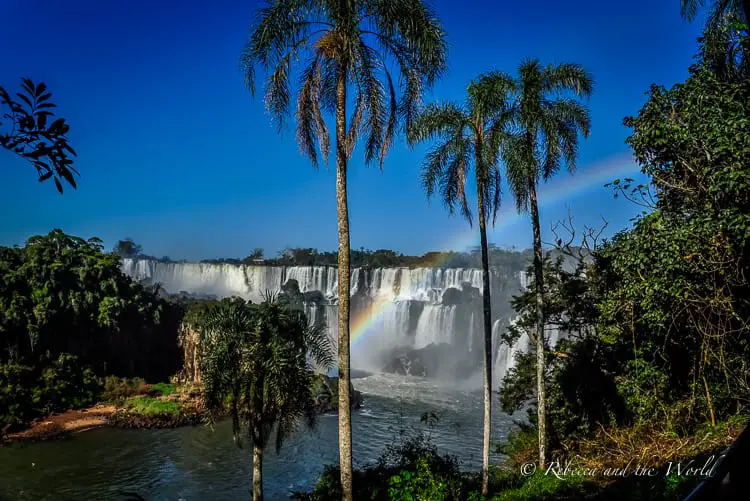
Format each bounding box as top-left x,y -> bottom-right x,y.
122,259 -> 558,385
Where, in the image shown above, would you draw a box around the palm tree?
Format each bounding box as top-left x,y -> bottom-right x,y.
501,59 -> 592,468
198,296 -> 333,501
408,72 -> 514,495
680,0 -> 749,27
240,2 -> 446,498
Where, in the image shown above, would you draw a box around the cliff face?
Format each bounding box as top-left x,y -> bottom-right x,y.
176,323 -> 200,385
174,325 -> 362,413
122,259 -> 539,384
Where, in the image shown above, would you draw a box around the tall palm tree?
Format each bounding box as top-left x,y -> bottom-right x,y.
241,2 -> 446,498
198,296 -> 333,501
408,73 -> 514,495
501,59 -> 592,468
681,0 -> 749,27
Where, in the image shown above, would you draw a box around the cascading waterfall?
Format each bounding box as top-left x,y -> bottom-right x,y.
492,319 -> 532,384
121,258 -> 539,382
413,305 -> 458,348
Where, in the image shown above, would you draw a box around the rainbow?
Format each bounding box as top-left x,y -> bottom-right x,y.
349,152 -> 640,346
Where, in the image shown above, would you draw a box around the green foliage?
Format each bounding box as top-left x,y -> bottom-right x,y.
0,353 -> 101,429
0,78 -> 77,193
496,424 -> 538,468
101,376 -> 150,404
33,353 -> 101,415
498,26 -> 750,473
123,396 -> 180,418
198,296 -> 333,452
489,471 -> 595,501
0,230 -> 184,427
241,0 -> 447,170
296,413 -> 478,501
388,457 -> 448,501
0,363 -> 39,428
0,230 -> 182,380
150,382 -> 177,396
602,33 -> 750,428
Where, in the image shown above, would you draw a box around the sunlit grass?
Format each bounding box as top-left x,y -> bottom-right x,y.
123,396 -> 180,417
150,382 -> 177,396
490,471 -> 596,501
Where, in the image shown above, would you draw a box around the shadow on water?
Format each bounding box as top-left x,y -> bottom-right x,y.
0,374 -> 518,501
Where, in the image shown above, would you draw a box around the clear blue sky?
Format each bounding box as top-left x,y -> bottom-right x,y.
0,0 -> 704,261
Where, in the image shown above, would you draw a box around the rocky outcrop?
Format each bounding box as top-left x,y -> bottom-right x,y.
382,344 -> 478,380
441,282 -> 481,305
311,374 -> 364,414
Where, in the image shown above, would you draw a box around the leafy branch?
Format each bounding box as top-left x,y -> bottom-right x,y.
0,78 -> 77,193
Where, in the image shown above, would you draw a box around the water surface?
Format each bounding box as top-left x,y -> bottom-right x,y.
0,374 -> 519,501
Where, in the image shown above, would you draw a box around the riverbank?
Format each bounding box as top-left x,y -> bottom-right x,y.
3,404 -> 117,444
1,394 -> 204,446
2,374 -> 363,446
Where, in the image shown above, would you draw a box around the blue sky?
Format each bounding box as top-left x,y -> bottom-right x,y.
1,0 -> 704,260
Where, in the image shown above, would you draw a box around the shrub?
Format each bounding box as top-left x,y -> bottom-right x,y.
388,457 -> 449,501
0,353 -> 101,430
296,416 -> 478,501
123,396 -> 180,417
0,363 -> 38,429
33,353 -> 101,414
102,376 -> 150,404
150,382 -> 177,396
496,421 -> 538,468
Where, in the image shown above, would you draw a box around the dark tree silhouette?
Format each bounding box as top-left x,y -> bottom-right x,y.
0,78 -> 77,193
113,238 -> 143,259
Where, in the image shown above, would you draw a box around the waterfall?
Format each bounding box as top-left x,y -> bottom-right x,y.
121,258 -> 539,382
285,266 -> 338,299
493,319 -> 532,384
413,305 -> 458,348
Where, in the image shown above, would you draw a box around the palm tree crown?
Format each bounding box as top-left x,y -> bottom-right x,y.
241,0 -> 447,168
409,72 -> 516,225
681,0 -> 749,27
198,295 -> 333,451
503,59 -> 593,211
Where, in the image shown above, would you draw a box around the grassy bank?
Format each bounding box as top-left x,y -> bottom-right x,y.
2,379 -> 204,445
293,413 -> 747,501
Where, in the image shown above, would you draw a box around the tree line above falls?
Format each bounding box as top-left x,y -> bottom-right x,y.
114,237 -> 574,271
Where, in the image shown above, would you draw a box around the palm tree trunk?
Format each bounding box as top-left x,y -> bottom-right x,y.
475,155 -> 493,496
528,179 -> 546,468
335,64 -> 354,501
252,444 -> 263,501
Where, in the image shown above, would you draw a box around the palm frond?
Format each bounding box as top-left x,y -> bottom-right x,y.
195,295 -> 331,456
351,41 -> 386,166
297,52 -> 330,168
380,67 -> 398,168
681,0 -> 705,21
407,102 -> 466,145
541,62 -> 594,99
502,132 -> 534,213
242,0 -> 447,174
421,132 -> 473,225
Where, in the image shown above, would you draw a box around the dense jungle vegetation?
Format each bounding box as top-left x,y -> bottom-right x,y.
0,231 -> 183,429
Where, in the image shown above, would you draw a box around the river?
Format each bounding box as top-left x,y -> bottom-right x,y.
0,373 -> 520,501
